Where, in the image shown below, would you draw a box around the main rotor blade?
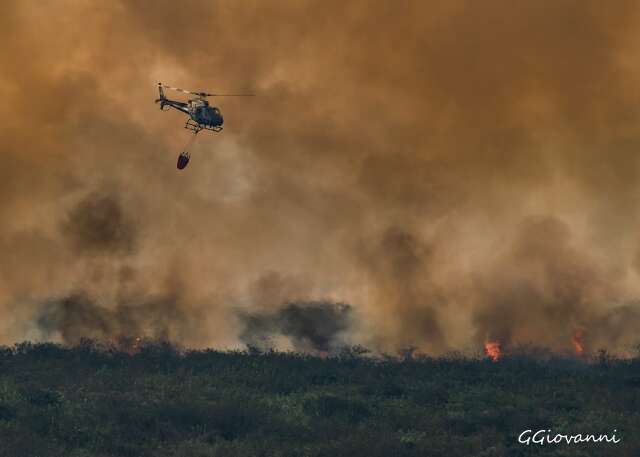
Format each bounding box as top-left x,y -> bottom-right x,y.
159,84 -> 255,98
204,93 -> 256,97
160,84 -> 201,96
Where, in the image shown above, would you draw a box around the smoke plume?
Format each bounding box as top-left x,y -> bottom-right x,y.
240,301 -> 352,353
37,293 -> 204,346
2,1 -> 640,355
63,192 -> 137,256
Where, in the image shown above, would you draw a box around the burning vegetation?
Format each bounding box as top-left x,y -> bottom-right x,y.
484,340 -> 502,362
572,328 -> 586,357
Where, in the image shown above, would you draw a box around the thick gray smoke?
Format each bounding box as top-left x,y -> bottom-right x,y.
63,192 -> 137,256
36,293 -> 203,346
239,301 -> 352,353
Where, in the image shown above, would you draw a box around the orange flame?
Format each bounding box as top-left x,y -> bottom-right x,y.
484,340 -> 501,362
572,329 -> 585,356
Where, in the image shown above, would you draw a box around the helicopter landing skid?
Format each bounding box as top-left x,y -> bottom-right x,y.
184,119 -> 223,134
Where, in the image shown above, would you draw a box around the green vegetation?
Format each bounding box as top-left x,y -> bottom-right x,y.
0,341 -> 638,456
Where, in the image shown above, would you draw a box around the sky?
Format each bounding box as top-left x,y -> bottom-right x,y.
2,0 -> 640,355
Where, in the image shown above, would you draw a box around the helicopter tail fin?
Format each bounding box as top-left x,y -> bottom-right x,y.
156,82 -> 166,102
155,83 -> 168,108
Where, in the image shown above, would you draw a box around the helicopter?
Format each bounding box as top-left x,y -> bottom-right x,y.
155,82 -> 254,169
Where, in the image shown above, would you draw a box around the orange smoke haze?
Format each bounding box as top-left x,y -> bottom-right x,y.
2,1 -> 640,355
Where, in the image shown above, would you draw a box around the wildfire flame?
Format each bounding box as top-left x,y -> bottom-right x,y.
106,336 -> 144,355
572,329 -> 585,356
484,340 -> 501,362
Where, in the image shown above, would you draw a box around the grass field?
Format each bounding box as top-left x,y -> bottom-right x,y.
0,342 -> 638,457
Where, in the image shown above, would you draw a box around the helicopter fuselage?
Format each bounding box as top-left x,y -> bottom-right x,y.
157,96 -> 224,132
187,99 -> 224,128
